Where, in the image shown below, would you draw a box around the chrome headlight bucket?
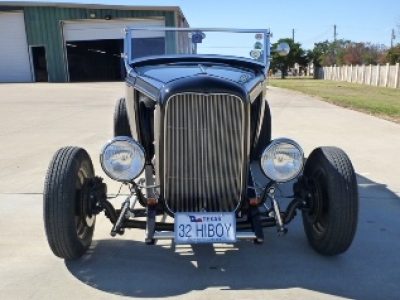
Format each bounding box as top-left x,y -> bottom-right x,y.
100,136 -> 145,182
260,138 -> 304,183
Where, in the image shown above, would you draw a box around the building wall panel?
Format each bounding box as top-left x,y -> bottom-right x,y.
1,5 -> 177,82
0,11 -> 32,82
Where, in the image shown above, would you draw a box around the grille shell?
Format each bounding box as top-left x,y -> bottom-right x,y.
163,93 -> 246,213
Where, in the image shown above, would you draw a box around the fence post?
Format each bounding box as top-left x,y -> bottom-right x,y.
348,65 -> 350,82
350,65 -> 353,82
376,65 -> 380,86
369,64 -> 373,85
385,63 -> 390,87
355,65 -> 359,83
362,64 -> 366,84
335,65 -> 338,80
340,65 -> 343,81
395,63 -> 399,88
334,65 -> 336,80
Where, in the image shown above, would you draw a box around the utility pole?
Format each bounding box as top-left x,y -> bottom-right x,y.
334,24 -> 337,42
332,24 -> 338,66
292,29 -> 295,43
391,29 -> 396,48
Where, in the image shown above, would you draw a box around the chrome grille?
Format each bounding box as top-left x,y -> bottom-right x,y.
164,93 -> 245,213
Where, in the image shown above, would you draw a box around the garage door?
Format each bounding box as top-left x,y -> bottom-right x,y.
0,12 -> 32,82
63,18 -> 165,41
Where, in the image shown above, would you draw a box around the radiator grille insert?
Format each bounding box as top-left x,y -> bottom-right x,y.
164,93 -> 245,213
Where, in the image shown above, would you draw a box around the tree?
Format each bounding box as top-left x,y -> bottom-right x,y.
311,39 -> 352,66
311,40 -> 387,66
270,38 -> 306,78
308,41 -> 329,67
386,45 -> 400,64
362,43 -> 387,64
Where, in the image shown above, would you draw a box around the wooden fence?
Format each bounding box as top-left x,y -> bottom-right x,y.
314,63 -> 400,88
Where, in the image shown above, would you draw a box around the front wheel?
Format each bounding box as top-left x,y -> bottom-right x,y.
43,147 -> 96,259
302,147 -> 358,256
114,97 -> 132,137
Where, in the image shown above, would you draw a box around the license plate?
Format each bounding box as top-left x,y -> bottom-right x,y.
174,212 -> 236,244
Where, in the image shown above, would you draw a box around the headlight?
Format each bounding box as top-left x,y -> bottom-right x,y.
260,138 -> 304,183
100,137 -> 145,182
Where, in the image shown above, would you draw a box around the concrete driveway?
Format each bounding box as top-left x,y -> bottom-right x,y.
0,83 -> 399,300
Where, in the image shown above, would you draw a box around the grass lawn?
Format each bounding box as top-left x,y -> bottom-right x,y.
268,78 -> 400,124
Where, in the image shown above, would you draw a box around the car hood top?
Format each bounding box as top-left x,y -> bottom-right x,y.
135,64 -> 256,85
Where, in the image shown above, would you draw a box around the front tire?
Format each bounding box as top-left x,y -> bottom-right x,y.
302,147 -> 358,255
114,98 -> 132,137
43,147 -> 95,259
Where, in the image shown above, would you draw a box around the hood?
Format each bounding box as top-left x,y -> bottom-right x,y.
136,64 -> 257,86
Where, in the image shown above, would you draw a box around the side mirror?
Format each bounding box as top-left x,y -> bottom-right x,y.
275,43 -> 290,56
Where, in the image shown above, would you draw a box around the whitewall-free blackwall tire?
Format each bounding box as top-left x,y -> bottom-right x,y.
43,147 -> 95,259
302,147 -> 358,256
114,97 -> 132,137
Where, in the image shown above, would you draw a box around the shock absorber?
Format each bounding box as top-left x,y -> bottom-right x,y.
269,187 -> 288,236
111,194 -> 135,237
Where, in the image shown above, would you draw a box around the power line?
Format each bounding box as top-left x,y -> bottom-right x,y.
301,26 -> 332,45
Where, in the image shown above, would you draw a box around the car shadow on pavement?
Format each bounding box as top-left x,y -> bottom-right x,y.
65,173 -> 400,299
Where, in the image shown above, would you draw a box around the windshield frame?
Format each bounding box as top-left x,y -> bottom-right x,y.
123,27 -> 271,71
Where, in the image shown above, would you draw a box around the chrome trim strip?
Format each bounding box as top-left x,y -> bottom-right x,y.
134,79 -> 159,100
153,231 -> 256,240
249,80 -> 266,101
236,232 -> 257,239
127,27 -> 270,33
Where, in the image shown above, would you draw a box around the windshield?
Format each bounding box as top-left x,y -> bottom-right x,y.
124,27 -> 270,67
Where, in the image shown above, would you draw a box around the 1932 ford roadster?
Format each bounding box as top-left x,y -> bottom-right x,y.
43,27 -> 358,260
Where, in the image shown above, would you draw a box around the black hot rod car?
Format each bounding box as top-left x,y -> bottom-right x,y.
43,27 -> 358,260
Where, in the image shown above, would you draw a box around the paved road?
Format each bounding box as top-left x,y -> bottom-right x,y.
0,83 -> 399,300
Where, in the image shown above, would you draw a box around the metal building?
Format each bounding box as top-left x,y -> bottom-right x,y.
0,2 -> 188,82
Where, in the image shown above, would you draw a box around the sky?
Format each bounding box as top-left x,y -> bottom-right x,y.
2,0 -> 400,49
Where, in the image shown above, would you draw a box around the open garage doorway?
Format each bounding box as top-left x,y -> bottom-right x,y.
62,19 -> 166,82
30,46 -> 49,82
66,39 -> 124,82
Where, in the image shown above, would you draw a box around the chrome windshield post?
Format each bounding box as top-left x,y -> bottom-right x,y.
123,28 -> 133,75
